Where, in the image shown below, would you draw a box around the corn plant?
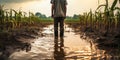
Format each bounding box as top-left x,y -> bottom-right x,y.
0,5 -> 4,24
95,0 -> 120,33
0,5 -> 5,30
79,0 -> 120,35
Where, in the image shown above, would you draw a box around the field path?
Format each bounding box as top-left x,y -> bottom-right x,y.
9,24 -> 108,60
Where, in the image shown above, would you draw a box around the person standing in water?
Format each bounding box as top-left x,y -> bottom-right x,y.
50,0 -> 67,38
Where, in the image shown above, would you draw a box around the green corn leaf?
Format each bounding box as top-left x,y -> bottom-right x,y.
114,7 -> 120,11
105,0 -> 108,8
104,0 -> 108,11
96,4 -> 106,10
111,0 -> 118,11
10,9 -> 12,20
12,9 -> 18,14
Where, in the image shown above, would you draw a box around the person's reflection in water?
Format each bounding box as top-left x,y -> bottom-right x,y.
54,37 -> 65,60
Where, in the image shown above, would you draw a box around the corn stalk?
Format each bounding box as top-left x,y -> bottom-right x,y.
96,0 -> 120,33
0,5 -> 4,24
0,5 -> 5,30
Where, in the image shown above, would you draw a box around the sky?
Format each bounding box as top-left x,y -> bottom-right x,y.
0,0 -> 119,16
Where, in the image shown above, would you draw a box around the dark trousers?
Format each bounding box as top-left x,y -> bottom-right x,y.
54,17 -> 64,37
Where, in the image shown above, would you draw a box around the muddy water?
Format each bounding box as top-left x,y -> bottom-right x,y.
1,25 -> 119,60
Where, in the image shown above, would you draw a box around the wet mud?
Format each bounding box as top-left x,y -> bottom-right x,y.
0,24 -> 120,60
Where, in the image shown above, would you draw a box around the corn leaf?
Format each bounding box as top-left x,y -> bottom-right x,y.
96,4 -> 106,10
114,7 -> 120,11
111,0 -> 118,11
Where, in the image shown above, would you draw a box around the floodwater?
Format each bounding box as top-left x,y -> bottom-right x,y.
0,25 -> 119,60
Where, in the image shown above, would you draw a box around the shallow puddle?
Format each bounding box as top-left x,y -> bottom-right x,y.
0,25 -> 119,60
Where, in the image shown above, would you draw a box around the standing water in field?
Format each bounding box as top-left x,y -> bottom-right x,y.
0,25 -> 119,60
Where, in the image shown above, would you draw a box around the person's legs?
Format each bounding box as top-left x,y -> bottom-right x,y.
54,18 -> 59,38
60,18 -> 64,37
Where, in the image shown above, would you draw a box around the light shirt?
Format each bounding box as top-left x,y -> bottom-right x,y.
51,0 -> 67,17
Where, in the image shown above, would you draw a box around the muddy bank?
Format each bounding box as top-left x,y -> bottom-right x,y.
67,23 -> 120,59
0,23 -> 51,60
67,23 -> 120,46
0,23 -> 120,60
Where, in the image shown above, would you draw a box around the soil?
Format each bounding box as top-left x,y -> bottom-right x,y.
0,23 -> 120,60
67,23 -> 120,59
0,23 -> 50,60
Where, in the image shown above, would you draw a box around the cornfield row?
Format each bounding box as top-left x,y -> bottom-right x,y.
0,5 -> 40,31
79,0 -> 120,34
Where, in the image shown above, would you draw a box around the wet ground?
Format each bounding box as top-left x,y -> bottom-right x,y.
0,24 -> 120,60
